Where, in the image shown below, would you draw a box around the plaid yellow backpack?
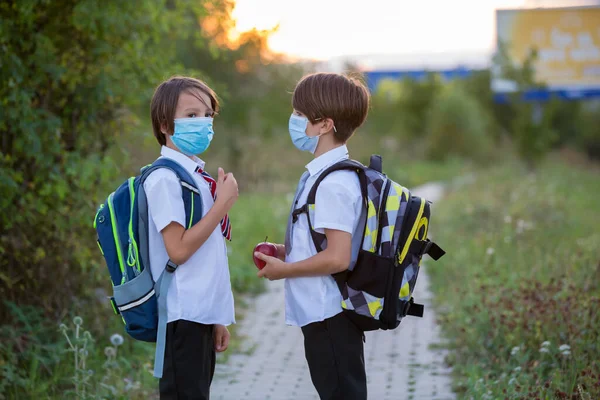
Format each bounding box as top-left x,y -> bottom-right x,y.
292,155 -> 445,331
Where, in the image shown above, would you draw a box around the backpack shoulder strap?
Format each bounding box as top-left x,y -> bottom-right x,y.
139,158 -> 203,228
136,159 -> 204,378
306,159 -> 368,206
141,158 -> 200,195
295,159 -> 369,253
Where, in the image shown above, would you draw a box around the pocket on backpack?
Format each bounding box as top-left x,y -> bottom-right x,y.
347,250 -> 394,298
113,268 -> 158,342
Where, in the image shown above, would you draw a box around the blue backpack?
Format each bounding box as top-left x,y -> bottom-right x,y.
93,158 -> 202,378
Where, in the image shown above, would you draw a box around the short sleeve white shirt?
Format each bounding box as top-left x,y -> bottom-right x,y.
284,145 -> 363,327
143,146 -> 235,326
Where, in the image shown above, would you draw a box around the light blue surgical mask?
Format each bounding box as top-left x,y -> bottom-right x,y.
171,117 -> 214,156
288,114 -> 321,154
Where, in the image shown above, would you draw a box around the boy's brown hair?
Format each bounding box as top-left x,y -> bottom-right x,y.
150,76 -> 220,146
292,72 -> 370,143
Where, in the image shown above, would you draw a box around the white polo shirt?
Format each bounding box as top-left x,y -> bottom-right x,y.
285,145 -> 363,327
143,146 -> 235,326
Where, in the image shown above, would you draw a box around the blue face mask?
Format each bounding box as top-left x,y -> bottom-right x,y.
171,117 -> 214,156
288,114 -> 321,154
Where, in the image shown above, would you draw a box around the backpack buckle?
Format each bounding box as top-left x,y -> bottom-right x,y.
166,260 -> 178,273
292,204 -> 308,223
405,297 -> 425,318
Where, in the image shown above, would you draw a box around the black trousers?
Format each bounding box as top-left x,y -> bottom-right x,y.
159,320 -> 216,400
301,312 -> 367,400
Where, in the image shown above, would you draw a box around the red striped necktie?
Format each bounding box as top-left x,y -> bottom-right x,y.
195,166 -> 232,241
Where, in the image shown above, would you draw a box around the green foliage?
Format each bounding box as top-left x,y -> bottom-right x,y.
0,0 -> 212,320
365,74 -> 443,147
0,303 -> 157,399
427,159 -> 600,398
492,44 -> 559,168
577,105 -> 600,160
0,302 -> 63,398
226,192 -> 291,294
511,101 -> 559,169
424,83 -> 493,163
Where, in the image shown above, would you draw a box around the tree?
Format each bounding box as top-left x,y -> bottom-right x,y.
0,0 -> 216,320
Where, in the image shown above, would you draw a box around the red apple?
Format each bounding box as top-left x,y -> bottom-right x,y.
253,236 -> 277,270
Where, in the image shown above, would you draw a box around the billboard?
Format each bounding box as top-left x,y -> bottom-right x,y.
493,6 -> 600,101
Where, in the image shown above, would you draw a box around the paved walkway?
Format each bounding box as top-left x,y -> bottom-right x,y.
211,183 -> 454,400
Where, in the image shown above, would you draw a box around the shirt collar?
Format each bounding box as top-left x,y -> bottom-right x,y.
160,146 -> 206,173
305,145 -> 349,176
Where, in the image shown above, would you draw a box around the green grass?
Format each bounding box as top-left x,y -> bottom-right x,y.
226,191 -> 291,294
427,155 -> 600,399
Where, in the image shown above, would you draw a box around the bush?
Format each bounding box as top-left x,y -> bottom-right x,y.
0,0 -> 207,321
0,302 -> 157,399
424,83 -> 494,163
365,73 -> 443,146
576,104 -> 600,160
511,100 -> 559,169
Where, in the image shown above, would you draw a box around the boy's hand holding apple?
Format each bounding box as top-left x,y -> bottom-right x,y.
253,237 -> 289,280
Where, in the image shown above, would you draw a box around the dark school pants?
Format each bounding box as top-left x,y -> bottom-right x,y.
301,312 -> 367,400
159,320 -> 216,400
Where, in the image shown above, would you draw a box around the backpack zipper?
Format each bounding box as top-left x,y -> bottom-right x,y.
126,177 -> 141,274
398,197 -> 426,265
107,192 -> 127,284
375,178 -> 392,255
93,203 -> 105,229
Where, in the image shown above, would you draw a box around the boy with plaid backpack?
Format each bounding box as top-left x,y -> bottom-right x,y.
254,73 -> 444,400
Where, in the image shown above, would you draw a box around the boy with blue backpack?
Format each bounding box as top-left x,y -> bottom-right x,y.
95,76 -> 238,399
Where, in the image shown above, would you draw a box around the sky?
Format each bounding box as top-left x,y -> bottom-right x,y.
230,0 -> 599,65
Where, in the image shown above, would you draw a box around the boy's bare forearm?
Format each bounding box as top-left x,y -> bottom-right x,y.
286,248 -> 348,278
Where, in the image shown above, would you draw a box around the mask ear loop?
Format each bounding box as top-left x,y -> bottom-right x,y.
314,117 -> 337,133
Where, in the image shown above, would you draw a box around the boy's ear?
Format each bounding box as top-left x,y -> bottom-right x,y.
160,122 -> 169,136
319,118 -> 336,135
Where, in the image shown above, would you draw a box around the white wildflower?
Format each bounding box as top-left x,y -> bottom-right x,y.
104,347 -> 117,358
540,347 -> 550,354
559,344 -> 570,352
561,350 -> 571,357
513,366 -> 522,373
486,247 -> 495,256
541,341 -> 551,348
110,333 -> 124,347
511,346 -> 520,356
504,215 -> 512,224
509,377 -> 517,385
